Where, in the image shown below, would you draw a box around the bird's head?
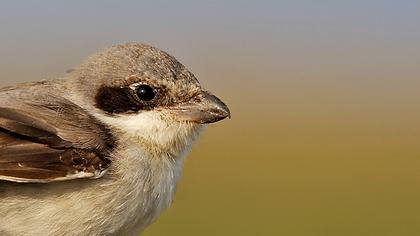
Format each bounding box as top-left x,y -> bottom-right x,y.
67,43 -> 230,152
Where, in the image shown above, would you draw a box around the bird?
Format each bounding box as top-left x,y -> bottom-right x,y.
0,43 -> 230,236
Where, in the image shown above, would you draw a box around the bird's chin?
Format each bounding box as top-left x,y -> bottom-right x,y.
147,118 -> 204,156
173,120 -> 205,140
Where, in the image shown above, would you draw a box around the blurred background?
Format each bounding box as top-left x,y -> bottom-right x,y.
1,1 -> 420,235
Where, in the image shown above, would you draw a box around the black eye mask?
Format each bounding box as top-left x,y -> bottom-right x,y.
95,86 -> 144,114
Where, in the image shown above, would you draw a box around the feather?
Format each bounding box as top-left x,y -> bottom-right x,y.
0,94 -> 114,183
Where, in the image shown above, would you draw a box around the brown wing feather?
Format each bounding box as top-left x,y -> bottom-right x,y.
0,91 -> 114,183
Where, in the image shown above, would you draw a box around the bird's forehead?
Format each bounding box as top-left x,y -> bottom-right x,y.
101,44 -> 200,88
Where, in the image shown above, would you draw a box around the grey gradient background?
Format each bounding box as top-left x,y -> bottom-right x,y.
1,1 -> 420,235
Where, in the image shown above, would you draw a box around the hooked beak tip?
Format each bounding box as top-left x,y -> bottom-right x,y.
212,98 -> 231,121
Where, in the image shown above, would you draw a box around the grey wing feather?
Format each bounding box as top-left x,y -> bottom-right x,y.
0,88 -> 114,183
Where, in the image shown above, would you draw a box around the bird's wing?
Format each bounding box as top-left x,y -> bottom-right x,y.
0,92 -> 115,183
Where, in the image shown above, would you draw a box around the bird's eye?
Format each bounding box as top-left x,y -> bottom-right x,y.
136,85 -> 156,101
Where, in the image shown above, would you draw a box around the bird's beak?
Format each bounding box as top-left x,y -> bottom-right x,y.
170,91 -> 231,124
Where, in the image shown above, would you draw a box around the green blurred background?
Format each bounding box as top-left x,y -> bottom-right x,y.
1,1 -> 420,235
